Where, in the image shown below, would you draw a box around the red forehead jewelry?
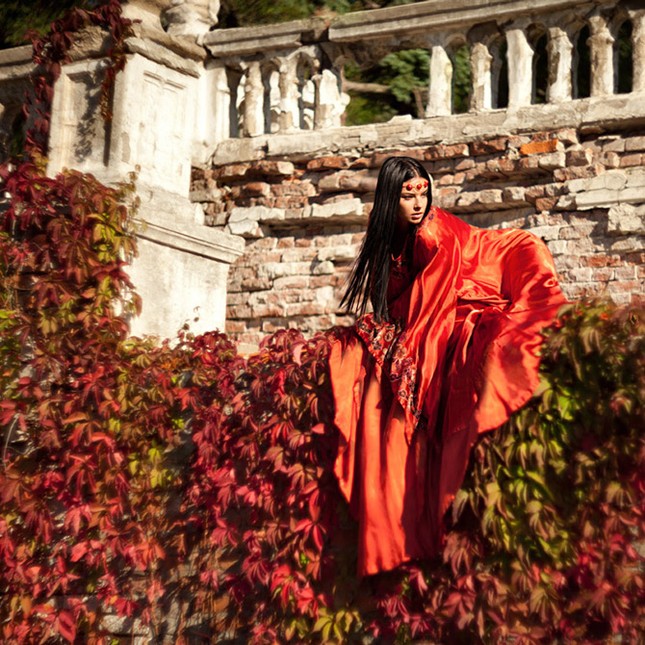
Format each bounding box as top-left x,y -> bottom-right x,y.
405,179 -> 429,191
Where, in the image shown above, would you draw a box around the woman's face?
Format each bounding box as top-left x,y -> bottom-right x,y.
397,176 -> 429,230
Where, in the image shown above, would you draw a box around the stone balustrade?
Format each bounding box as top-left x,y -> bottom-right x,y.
203,0 -> 644,149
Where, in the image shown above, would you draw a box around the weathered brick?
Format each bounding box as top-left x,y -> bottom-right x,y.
620,153 -> 642,167
569,267 -> 594,281
339,174 -> 378,193
625,251 -> 645,264
519,139 -> 560,155
436,174 -> 456,186
425,143 -> 469,160
227,304 -> 253,318
613,265 -> 637,280
252,160 -> 295,177
370,150 -> 425,167
624,136 -> 645,151
317,172 -> 344,191
556,128 -> 579,146
241,276 -> 272,291
425,159 -> 454,174
471,138 -> 507,155
544,183 -> 566,197
277,236 -> 295,248
507,134 -> 531,149
524,185 -> 546,200
538,152 -> 566,170
454,158 -> 476,171
271,182 -> 316,196
281,248 -> 317,263
349,157 -> 371,169
484,159 -> 508,175
251,304 -> 287,317
503,186 -> 527,202
600,136 -> 625,152
584,255 -> 616,268
498,158 -> 520,174
552,164 -> 604,181
565,148 -> 594,167
535,197 -> 559,211
527,224 -> 560,240
247,237 -> 277,251
212,163 -> 249,180
310,274 -> 346,288
306,156 -> 351,170
518,156 -> 541,171
591,267 -> 614,281
242,182 -> 271,196
226,320 -> 253,335
284,302 -> 326,316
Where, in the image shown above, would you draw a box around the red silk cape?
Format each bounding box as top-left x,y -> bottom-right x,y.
329,207 -> 567,576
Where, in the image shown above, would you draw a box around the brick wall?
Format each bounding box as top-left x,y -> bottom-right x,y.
194,125 -> 645,351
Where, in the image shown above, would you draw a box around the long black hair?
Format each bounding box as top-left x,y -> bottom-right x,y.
340,156 -> 432,321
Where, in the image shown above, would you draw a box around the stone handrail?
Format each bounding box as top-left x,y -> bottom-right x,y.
203,0 -> 644,153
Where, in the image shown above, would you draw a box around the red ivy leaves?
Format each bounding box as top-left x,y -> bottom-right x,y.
1,156 -> 643,645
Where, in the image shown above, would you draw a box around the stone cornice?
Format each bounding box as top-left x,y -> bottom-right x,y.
135,217 -> 245,264
328,0 -> 611,42
211,91 -> 645,165
202,0 -> 619,60
203,18 -> 329,57
0,45 -> 34,81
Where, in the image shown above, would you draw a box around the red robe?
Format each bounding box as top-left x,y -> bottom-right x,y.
329,207 -> 567,576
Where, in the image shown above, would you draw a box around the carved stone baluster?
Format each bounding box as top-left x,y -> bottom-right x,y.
242,60 -> 264,137
548,27 -> 573,102
588,14 -> 614,96
632,10 -> 645,92
470,42 -> 492,111
278,55 -> 300,132
506,26 -> 533,108
426,44 -> 451,117
314,69 -> 346,129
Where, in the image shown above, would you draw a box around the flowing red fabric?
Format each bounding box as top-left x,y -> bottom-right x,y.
329,207 -> 567,576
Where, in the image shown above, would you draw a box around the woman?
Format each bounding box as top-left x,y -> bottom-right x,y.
329,156 -> 566,576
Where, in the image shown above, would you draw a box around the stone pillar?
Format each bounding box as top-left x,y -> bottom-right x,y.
426,45 -> 452,117
632,10 -> 645,92
506,27 -> 533,108
278,55 -> 300,132
207,62 -> 232,143
242,61 -> 264,137
470,42 -> 492,111
588,14 -> 614,96
547,27 -> 573,102
314,69 -> 347,129
46,25 -> 245,338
